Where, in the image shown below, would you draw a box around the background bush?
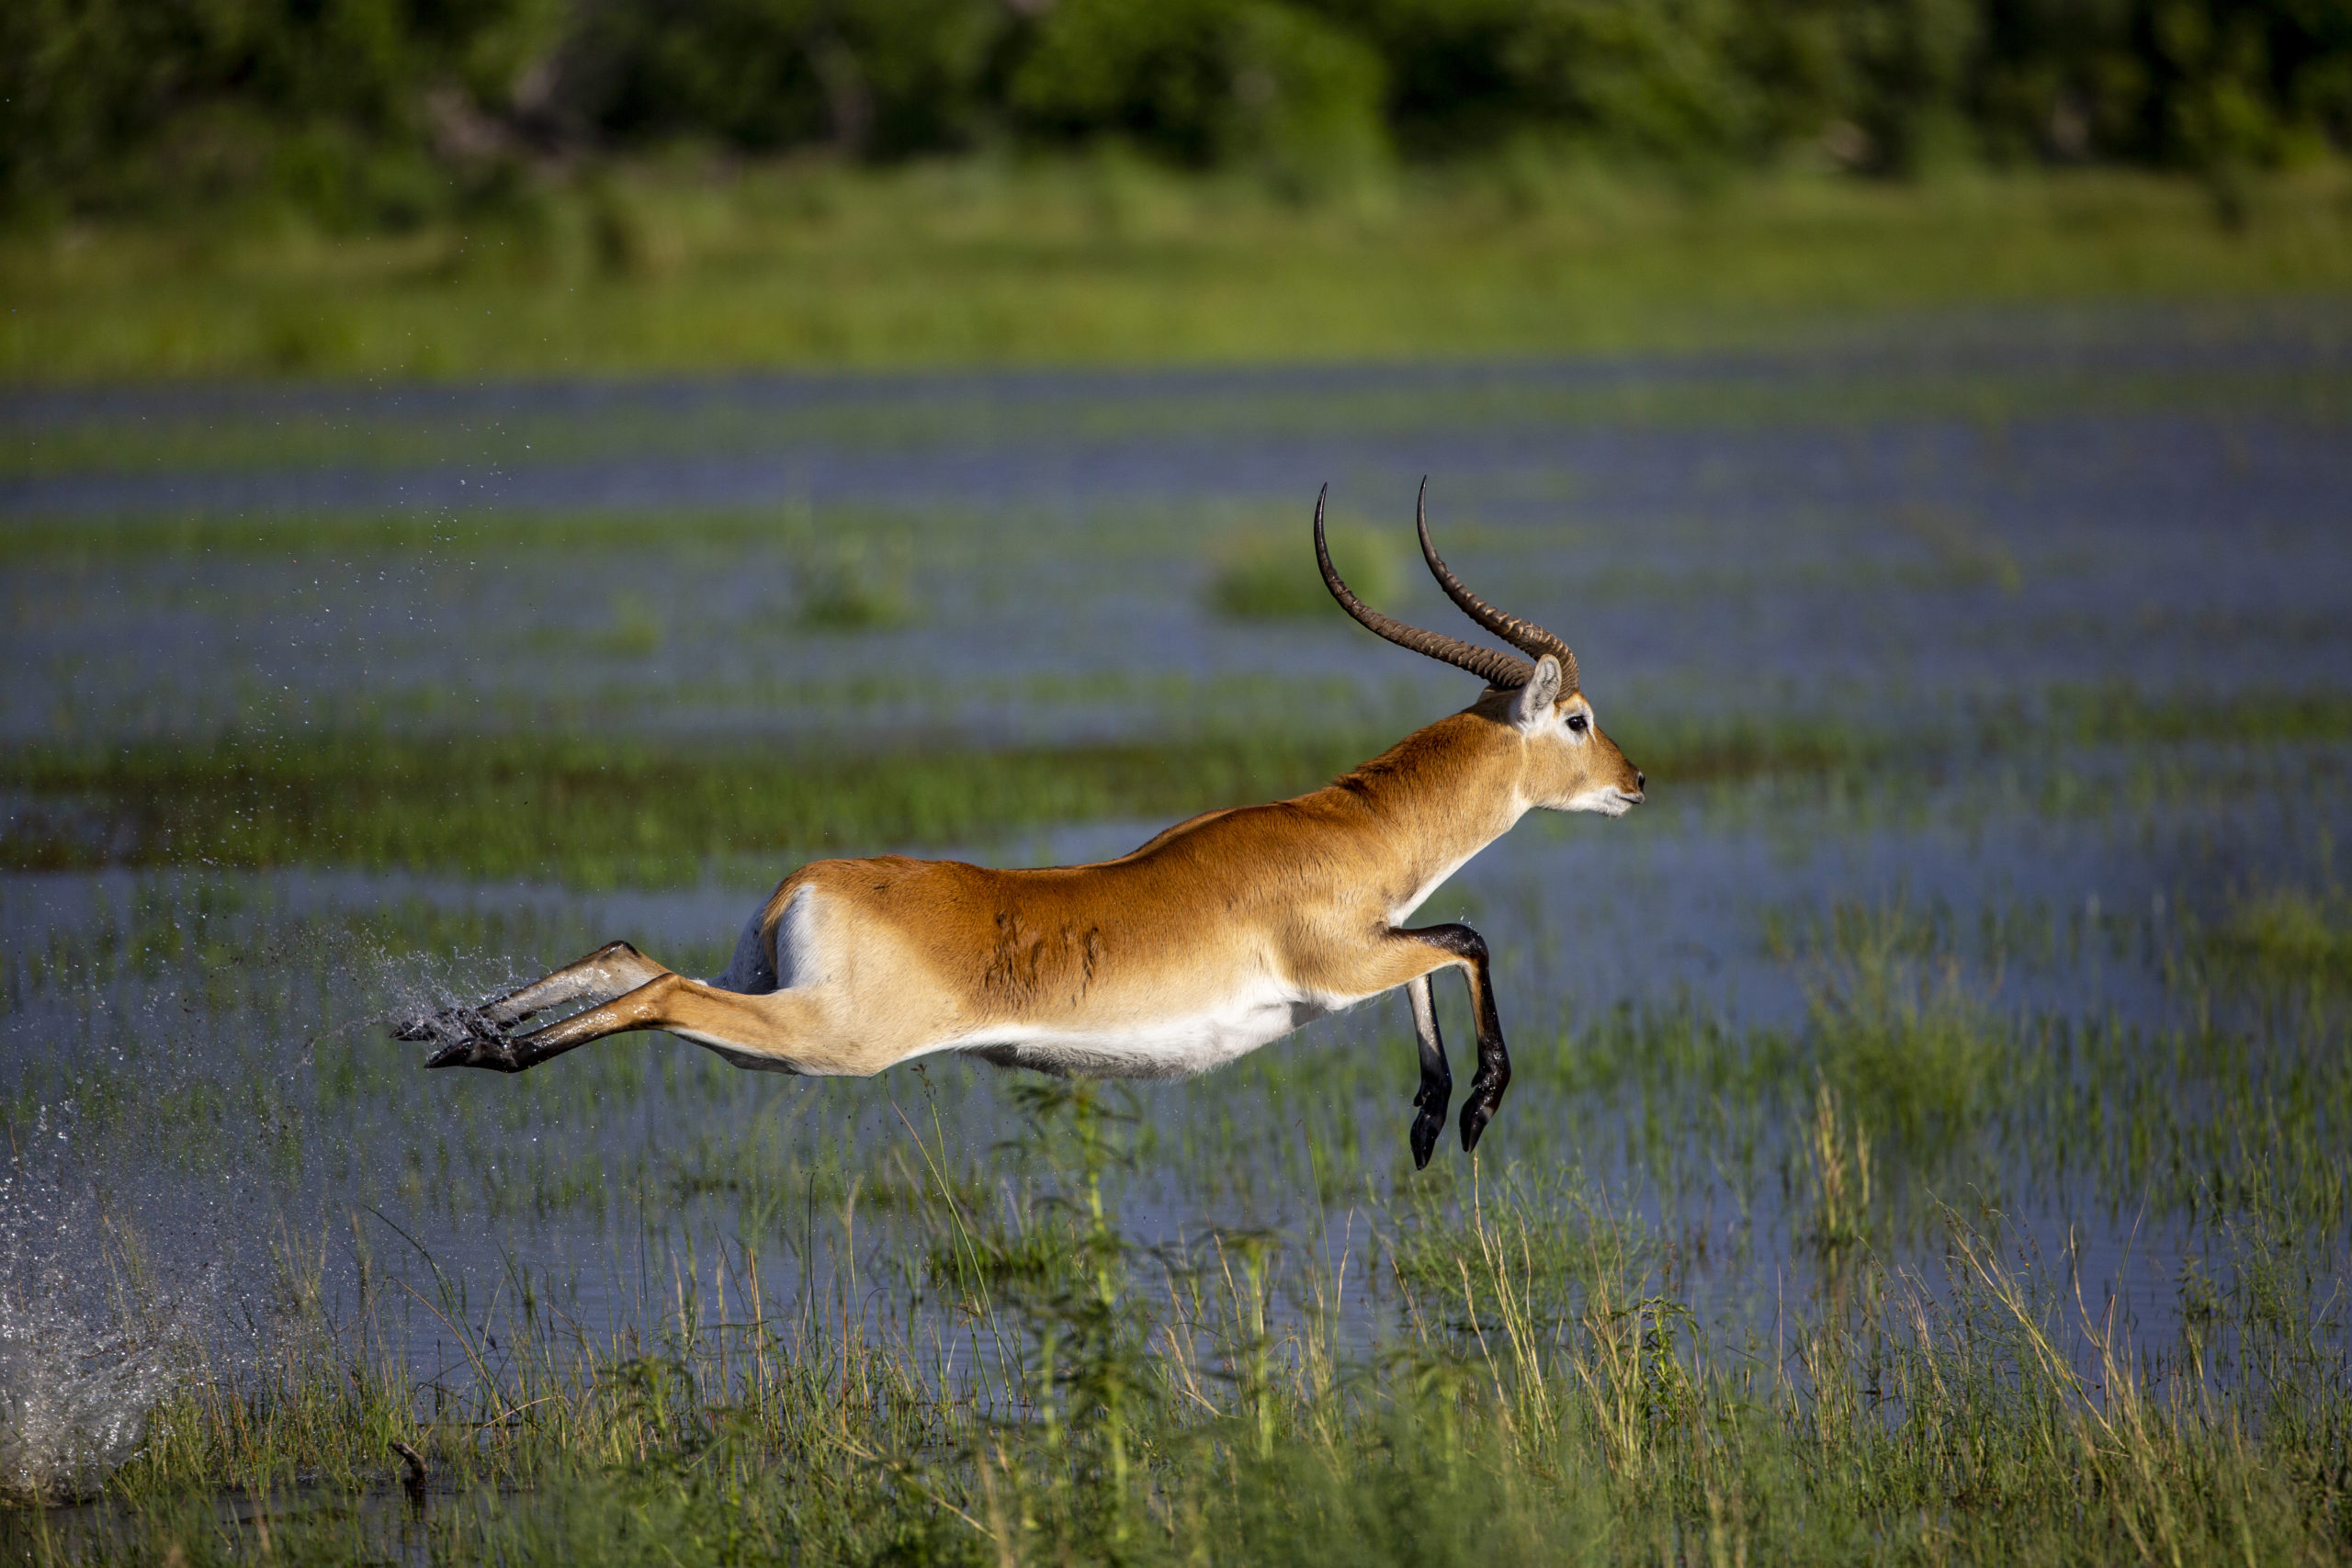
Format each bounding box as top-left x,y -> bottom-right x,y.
1011,0 -> 1388,187
6,0 -> 2352,223
0,0 -> 563,225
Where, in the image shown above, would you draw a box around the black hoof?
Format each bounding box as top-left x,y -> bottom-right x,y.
1459,1080 -> 1505,1152
424,1036 -> 526,1071
397,1006 -> 517,1068
392,1005 -> 492,1043
1409,1107 -> 1445,1169
1411,1069 -> 1451,1170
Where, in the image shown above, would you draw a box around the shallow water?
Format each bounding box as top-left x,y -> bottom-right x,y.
6,316 -> 2352,749
2,742 -> 2337,1356
4,308 -> 2349,1499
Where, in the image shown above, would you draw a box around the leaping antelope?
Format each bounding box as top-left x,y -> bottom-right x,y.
399,484 -> 1644,1166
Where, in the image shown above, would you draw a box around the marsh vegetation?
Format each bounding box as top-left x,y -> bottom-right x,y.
4,299 -> 2350,1562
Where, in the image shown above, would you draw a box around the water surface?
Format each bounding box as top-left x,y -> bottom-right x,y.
4,308 -> 2348,1502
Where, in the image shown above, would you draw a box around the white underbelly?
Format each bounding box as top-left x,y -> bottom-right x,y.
944,989 -> 1353,1080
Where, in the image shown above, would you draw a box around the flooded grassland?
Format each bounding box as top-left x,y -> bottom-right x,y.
3,313 -> 2350,1563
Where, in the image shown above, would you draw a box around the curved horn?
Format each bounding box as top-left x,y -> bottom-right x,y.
1415,478 -> 1579,693
1315,485 -> 1533,689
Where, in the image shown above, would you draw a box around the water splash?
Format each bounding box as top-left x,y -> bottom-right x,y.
0,1168 -> 201,1507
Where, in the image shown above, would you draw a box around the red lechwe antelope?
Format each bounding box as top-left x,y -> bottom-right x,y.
400,484 -> 1645,1166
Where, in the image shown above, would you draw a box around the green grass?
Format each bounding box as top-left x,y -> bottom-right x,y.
0,730 -> 1383,887
6,835 -> 2349,1559
11,1098 -> 2346,1565
6,159 -> 2352,382
1208,522 -> 1398,620
2208,887 -> 2352,991
7,686 -> 2345,885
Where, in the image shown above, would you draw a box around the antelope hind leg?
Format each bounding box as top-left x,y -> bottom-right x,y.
1406,973 -> 1453,1169
428,973 -> 820,1076
393,941 -> 669,1054
421,966 -> 687,1073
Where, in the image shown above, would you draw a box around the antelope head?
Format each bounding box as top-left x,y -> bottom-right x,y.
1316,480 -> 1645,817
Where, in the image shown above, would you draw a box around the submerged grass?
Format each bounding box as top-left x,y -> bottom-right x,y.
7,162 -> 2352,383
6,343 -> 2350,489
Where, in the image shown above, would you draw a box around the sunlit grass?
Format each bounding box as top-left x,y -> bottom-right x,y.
12,1118 -> 2346,1564
6,160 -> 2352,383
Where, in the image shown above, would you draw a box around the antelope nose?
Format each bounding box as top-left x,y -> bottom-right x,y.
1635,771 -> 1646,790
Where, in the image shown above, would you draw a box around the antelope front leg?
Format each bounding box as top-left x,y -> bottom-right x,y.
1407,924 -> 1510,1153
392,941 -> 669,1057
1406,973 -> 1452,1170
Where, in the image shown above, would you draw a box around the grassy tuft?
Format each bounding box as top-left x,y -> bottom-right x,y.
1209,522 -> 1398,620
2208,887 -> 2352,990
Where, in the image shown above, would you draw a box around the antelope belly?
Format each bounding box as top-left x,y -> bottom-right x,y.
947,990 -> 1343,1079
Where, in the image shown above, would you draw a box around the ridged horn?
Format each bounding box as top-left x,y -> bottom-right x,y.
1415,478 -> 1579,693
1315,485 -> 1533,689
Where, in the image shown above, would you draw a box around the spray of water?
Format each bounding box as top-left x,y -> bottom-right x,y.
0,1306 -> 182,1506
0,874 -> 612,1508
0,1167 -> 206,1506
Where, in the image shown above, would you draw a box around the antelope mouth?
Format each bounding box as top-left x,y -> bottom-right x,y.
1566,784 -> 1644,816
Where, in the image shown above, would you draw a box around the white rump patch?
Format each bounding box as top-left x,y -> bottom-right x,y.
706,886 -> 828,997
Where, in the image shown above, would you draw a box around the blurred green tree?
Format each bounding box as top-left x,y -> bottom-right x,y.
6,0 -> 2352,226
1330,0 -> 1759,162
1,0 -> 561,223
559,0 -> 1012,157
1010,0 -> 1387,186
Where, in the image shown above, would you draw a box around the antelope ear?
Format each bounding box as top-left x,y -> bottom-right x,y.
1512,655 -> 1564,728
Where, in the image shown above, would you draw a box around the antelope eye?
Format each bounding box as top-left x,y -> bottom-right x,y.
1566,714 -> 1589,734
